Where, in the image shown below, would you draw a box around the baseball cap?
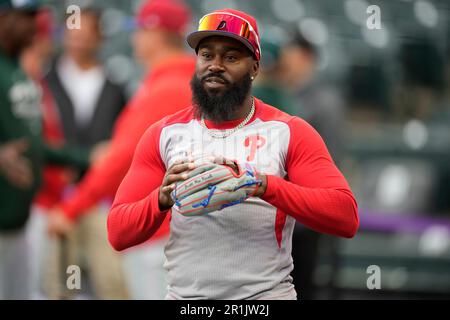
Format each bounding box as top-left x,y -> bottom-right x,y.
187,8 -> 261,61
35,7 -> 52,38
136,0 -> 191,35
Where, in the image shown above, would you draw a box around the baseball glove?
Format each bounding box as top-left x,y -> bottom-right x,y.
171,160 -> 262,216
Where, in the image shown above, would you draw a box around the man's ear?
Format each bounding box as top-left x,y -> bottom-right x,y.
252,60 -> 259,79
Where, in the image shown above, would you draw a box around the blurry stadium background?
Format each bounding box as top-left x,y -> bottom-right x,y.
18,0 -> 450,299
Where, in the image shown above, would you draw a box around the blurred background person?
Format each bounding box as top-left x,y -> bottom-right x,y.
46,0 -> 195,299
252,37 -> 295,114
0,0 -> 49,300
46,8 -> 126,150
19,6 -> 66,299
279,31 -> 346,299
21,7 -> 129,299
0,0 -> 90,299
46,7 -> 127,300
280,31 -> 345,161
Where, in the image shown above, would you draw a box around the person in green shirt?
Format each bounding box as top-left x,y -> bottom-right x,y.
0,1 -> 90,299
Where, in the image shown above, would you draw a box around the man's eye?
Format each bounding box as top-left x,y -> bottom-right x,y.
201,52 -> 212,59
225,55 -> 236,61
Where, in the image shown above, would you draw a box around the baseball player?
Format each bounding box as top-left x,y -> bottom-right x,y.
108,8 -> 359,300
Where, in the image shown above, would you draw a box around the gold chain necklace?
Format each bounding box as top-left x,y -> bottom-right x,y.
200,98 -> 255,139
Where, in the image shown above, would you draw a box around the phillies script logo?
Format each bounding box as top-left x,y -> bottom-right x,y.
244,135 -> 266,161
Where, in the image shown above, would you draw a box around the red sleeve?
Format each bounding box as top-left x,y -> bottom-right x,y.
261,117 -> 359,238
107,122 -> 168,251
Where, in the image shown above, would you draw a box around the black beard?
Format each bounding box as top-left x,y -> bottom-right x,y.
191,72 -> 252,123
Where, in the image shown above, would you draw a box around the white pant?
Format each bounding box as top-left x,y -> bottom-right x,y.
122,237 -> 168,300
27,206 -> 129,300
26,208 -> 49,299
0,228 -> 31,299
27,206 -> 168,300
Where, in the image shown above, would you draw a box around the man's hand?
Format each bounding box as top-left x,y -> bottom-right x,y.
254,173 -> 267,197
47,208 -> 73,236
171,158 -> 263,216
213,156 -> 267,198
158,158 -> 196,211
0,139 -> 33,190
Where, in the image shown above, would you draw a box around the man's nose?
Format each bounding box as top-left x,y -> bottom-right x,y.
207,56 -> 225,73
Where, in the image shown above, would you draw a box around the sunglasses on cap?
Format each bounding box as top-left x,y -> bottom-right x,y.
197,11 -> 261,60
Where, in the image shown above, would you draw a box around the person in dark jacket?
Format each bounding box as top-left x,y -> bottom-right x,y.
45,8 -> 126,151
36,8 -> 129,299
